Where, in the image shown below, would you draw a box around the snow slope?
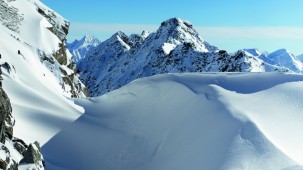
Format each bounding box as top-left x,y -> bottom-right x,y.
0,0 -> 84,145
43,73 -> 303,170
67,34 -> 101,64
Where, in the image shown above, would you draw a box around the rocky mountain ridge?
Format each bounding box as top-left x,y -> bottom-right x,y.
76,18 -> 291,97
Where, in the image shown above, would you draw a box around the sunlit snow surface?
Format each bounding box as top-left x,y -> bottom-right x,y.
0,0 -> 84,145
43,73 -> 303,170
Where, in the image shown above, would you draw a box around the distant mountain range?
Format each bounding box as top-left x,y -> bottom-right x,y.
67,35 -> 101,64
68,18 -> 302,97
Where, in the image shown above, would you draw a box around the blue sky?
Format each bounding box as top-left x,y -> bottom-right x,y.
41,0 -> 303,54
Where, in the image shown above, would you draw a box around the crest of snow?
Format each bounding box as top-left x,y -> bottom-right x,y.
43,73 -> 303,170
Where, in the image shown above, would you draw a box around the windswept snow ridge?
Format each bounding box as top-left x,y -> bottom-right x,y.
43,73 -> 303,170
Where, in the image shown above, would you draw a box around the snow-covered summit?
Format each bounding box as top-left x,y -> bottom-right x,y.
152,17 -> 218,53
78,18 -> 289,96
243,48 -> 265,57
69,34 -> 101,49
67,34 -> 101,63
263,49 -> 303,73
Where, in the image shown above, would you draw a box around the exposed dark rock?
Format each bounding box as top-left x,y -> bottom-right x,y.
20,144 -> 42,165
0,159 -> 6,169
53,43 -> 68,65
0,81 -> 13,143
13,138 -> 27,155
0,67 -> 44,169
1,62 -> 11,74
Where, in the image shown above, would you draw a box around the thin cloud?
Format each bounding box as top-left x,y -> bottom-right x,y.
197,27 -> 303,40
70,23 -> 158,35
70,23 -> 303,40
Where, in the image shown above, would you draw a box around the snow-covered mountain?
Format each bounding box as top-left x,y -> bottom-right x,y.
43,73 -> 303,170
67,34 -> 101,64
78,18 -> 287,96
297,53 -> 303,63
243,48 -> 268,58
259,49 -> 303,73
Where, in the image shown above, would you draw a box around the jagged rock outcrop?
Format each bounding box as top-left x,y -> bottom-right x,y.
77,18 -> 288,96
0,71 -> 14,143
32,1 -> 87,98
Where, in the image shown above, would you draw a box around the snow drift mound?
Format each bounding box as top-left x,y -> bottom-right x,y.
43,73 -> 303,170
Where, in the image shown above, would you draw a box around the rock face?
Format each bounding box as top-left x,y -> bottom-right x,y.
77,18 -> 289,97
35,4 -> 87,98
0,69 -> 44,170
20,143 -> 43,165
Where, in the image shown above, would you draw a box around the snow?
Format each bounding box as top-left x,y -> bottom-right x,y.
216,81 -> 303,164
0,0 -> 84,145
162,43 -> 176,54
77,18 -> 291,97
243,48 -> 262,57
67,34 -> 101,63
42,72 -> 303,170
11,0 -> 61,53
2,1 -> 303,169
265,49 -> 303,73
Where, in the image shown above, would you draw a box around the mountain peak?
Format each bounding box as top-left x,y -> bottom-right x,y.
110,31 -> 130,46
112,31 -> 128,39
278,48 -> 289,53
268,49 -> 293,58
154,18 -> 217,52
160,18 -> 193,29
82,34 -> 95,41
79,34 -> 100,44
243,48 -> 262,57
